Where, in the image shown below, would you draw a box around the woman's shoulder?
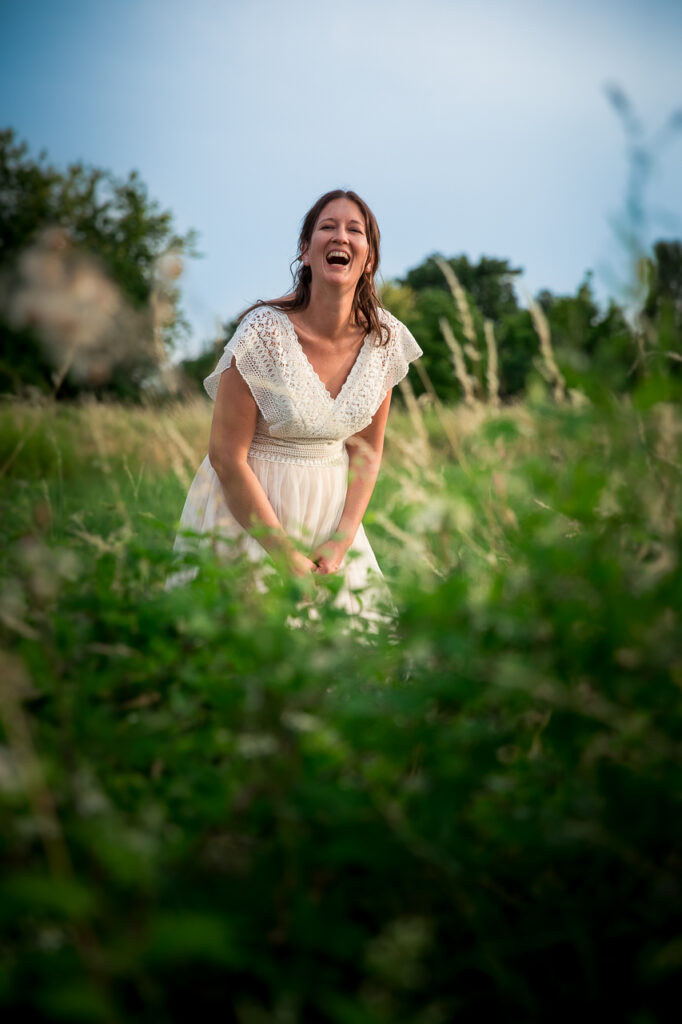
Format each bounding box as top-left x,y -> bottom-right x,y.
377,305 -> 399,325
376,305 -> 401,336
215,306 -> 291,381
375,306 -> 422,356
237,302 -> 287,333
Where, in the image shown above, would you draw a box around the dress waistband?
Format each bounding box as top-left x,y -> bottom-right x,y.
248,434 -> 347,467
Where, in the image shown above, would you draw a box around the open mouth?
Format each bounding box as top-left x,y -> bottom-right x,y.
326,250 -> 350,266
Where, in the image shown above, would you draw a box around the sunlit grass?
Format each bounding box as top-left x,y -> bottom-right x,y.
1,369 -> 681,1022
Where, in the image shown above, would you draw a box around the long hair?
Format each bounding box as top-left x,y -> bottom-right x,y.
240,189 -> 389,345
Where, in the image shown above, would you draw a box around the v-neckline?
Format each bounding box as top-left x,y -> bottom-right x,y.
276,307 -> 373,405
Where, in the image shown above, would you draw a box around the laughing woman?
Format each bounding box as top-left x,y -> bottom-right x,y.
171,189 -> 422,621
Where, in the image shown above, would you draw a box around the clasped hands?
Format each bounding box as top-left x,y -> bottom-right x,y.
289,537 -> 349,577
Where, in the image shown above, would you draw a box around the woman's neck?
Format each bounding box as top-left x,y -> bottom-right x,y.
301,283 -> 359,342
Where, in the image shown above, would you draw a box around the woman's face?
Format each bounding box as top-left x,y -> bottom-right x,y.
304,198 -> 372,291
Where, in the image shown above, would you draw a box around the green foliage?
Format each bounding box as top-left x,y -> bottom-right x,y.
176,345 -> 224,395
401,253 -> 522,321
538,276 -> 639,397
0,369 -> 680,1022
177,319 -> 240,395
492,307 -> 540,397
642,240 -> 682,378
382,253 -> 523,403
644,240 -> 682,328
378,252 -> 678,404
384,284 -> 473,402
0,129 -> 199,400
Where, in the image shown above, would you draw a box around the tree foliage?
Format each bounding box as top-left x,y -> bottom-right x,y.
642,240 -> 682,376
0,128 -> 199,399
378,250 -> 677,403
177,318 -> 240,396
179,242 -> 680,405
401,253 -> 522,322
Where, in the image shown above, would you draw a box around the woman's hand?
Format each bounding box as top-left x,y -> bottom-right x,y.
311,538 -> 349,575
289,549 -> 318,577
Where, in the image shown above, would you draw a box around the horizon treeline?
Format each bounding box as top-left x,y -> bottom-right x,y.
1,127 -> 680,403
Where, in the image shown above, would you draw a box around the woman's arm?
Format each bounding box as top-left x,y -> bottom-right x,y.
312,389 -> 392,575
209,365 -> 316,576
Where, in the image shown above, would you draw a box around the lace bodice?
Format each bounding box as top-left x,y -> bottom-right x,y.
203,304 -> 423,443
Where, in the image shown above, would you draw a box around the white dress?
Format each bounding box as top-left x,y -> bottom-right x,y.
170,304 -> 422,619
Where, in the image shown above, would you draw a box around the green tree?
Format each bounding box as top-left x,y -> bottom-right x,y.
537,275 -> 637,396
642,240 -> 682,375
384,253 -> 638,403
401,253 -> 521,321
0,128 -> 199,398
384,254 -> 524,402
177,318 -> 240,395
494,308 -> 542,398
380,284 -> 467,403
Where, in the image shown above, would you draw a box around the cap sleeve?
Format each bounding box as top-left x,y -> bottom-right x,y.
382,318 -> 423,395
203,309 -> 259,401
203,305 -> 292,426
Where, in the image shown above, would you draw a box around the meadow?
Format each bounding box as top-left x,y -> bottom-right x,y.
1,357 -> 681,1021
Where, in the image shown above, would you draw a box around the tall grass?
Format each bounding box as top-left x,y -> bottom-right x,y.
0,305 -> 681,1022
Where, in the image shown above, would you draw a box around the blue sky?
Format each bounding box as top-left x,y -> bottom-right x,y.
2,0 -> 681,356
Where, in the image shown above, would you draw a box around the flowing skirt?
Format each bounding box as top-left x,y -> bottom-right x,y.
168,447 -> 389,622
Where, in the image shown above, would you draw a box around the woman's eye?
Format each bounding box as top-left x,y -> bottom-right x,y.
318,224 -> 363,232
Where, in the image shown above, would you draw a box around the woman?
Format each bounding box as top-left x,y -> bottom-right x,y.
172,189 -> 422,619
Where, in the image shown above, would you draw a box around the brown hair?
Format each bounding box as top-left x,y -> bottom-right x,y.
239,189 -> 389,345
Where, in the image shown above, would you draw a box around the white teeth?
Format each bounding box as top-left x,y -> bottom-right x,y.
327,250 -> 350,264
